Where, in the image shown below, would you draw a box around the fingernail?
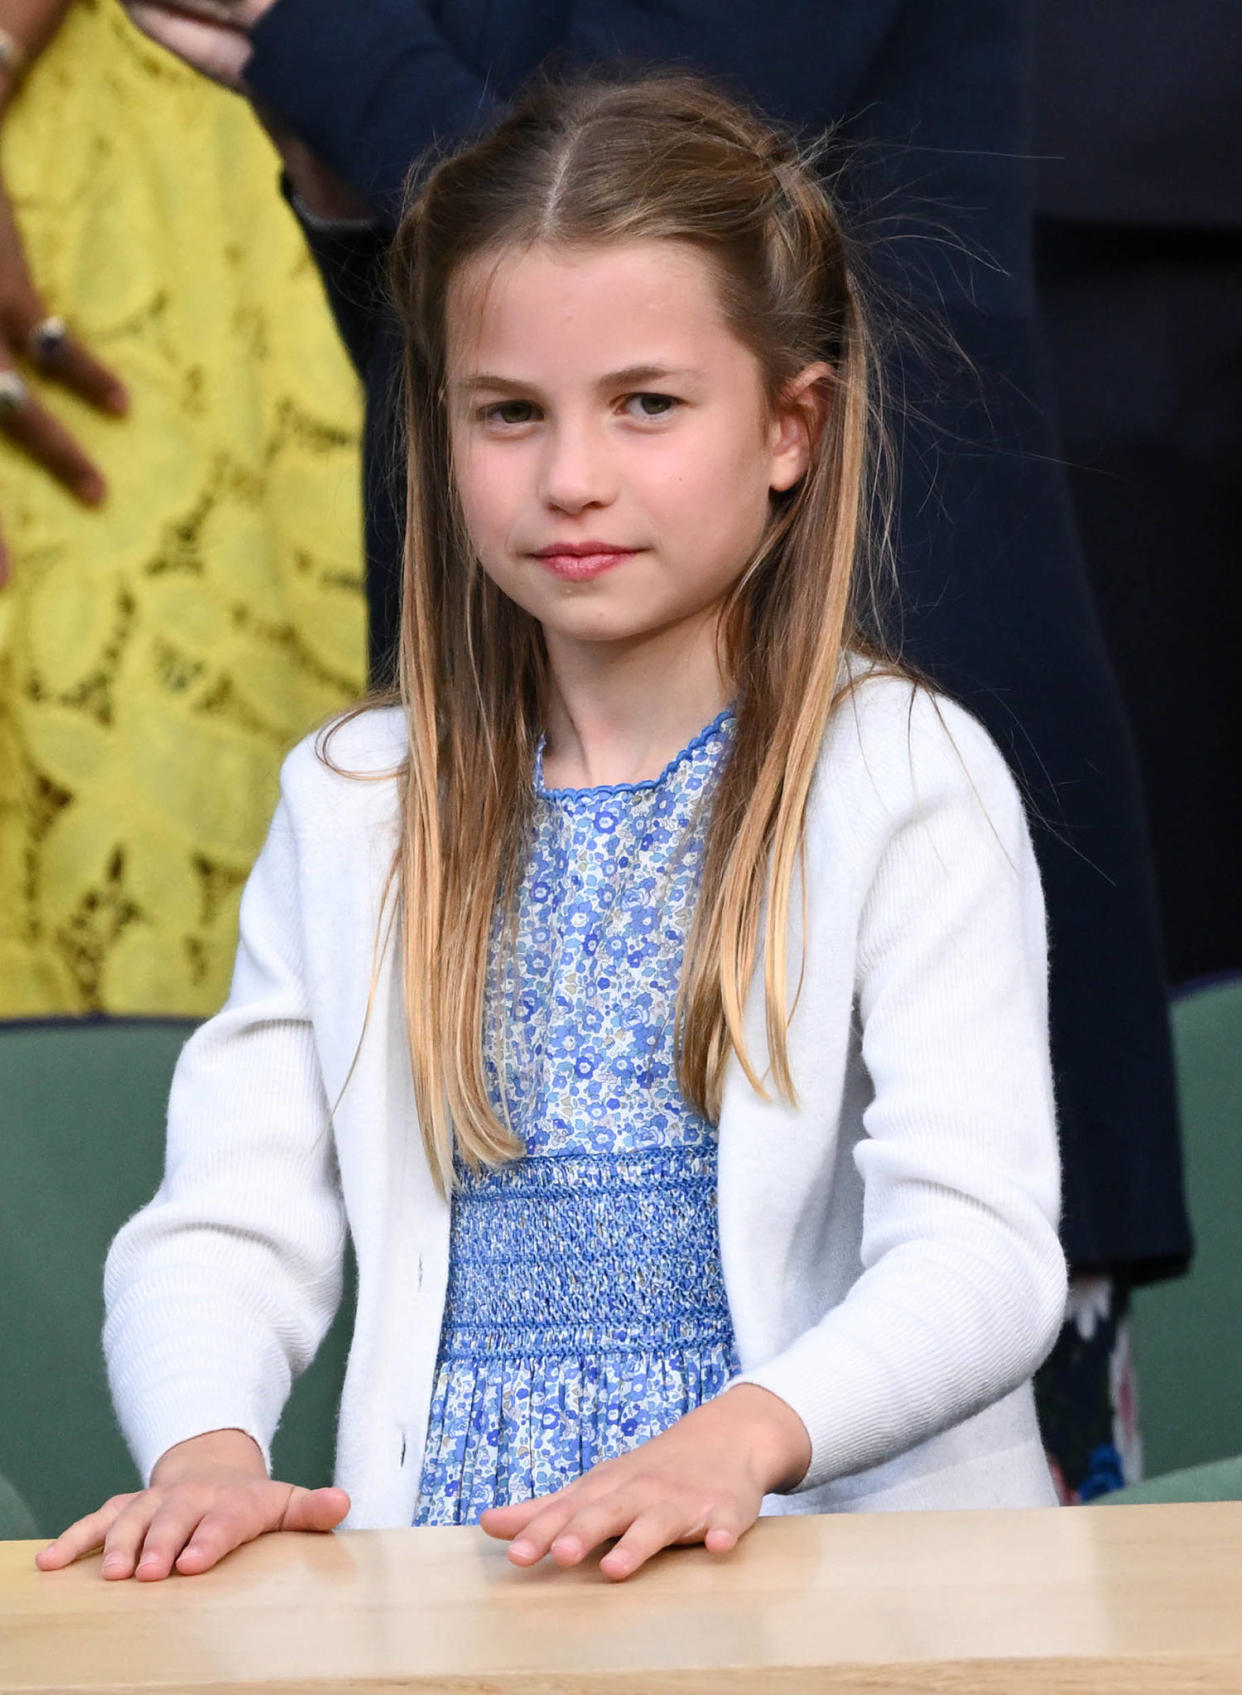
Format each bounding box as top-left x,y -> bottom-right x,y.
552,1537 -> 580,1561
107,389 -> 130,416
77,473 -> 106,504
102,1554 -> 126,1574
510,1539 -> 534,1560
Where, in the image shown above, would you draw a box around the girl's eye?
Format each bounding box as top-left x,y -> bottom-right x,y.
625,392 -> 679,419
482,400 -> 538,426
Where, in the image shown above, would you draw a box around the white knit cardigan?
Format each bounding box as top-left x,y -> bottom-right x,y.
104,670 -> 1066,1526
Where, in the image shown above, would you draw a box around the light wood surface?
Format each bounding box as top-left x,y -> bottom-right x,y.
4,1502 -> 1242,1693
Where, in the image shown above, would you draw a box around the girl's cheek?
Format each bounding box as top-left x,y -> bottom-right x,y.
471,446 -> 522,511
457,456 -> 506,537
476,492 -> 520,556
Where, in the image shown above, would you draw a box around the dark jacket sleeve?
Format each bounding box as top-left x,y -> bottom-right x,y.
282,190 -> 392,380
246,0 -> 907,227
248,0 -> 501,224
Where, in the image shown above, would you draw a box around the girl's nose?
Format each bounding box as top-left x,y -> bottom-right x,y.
537,423 -> 616,514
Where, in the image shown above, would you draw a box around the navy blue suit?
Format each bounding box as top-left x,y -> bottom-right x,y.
1033,0 -> 1242,985
246,0 -> 1191,1279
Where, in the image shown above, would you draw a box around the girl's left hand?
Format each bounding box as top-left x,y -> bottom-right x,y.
479,1384 -> 811,1582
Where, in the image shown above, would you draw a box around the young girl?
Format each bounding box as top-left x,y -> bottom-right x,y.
38,69 -> 1066,1585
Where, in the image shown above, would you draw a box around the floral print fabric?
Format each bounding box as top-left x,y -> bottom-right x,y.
414,709 -> 741,1525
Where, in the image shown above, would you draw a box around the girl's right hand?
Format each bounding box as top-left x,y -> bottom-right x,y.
34,1429 -> 350,1580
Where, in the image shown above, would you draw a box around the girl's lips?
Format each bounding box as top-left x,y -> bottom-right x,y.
532,548 -> 639,582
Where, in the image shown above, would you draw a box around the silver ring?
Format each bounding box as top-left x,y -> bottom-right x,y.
28,315 -> 69,368
0,369 -> 29,417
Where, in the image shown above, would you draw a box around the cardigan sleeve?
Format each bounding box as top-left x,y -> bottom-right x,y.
103,774 -> 347,1486
735,689 -> 1068,1491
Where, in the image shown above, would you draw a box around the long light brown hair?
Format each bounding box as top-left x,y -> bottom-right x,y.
342,69 -> 898,1195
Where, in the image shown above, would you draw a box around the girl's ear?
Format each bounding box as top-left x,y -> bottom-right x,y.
768,362 -> 834,493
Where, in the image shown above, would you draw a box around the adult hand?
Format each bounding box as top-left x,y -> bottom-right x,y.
34,1428 -> 350,1580
0,172 -> 128,585
479,1383 -> 811,1582
123,2 -> 369,219
122,0 -> 276,92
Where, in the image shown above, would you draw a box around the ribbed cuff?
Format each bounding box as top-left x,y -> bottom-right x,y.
123,1391 -> 274,1488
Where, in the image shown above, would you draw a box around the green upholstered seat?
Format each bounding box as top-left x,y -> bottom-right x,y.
0,1019 -> 352,1540
0,1473 -> 38,1539
1104,1454 -> 1242,1506
1130,977 -> 1242,1478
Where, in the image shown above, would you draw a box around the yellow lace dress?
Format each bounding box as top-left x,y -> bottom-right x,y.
0,0 -> 366,1016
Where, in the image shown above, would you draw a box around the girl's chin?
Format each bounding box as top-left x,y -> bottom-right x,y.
539,614 -> 665,648
533,588 -> 729,650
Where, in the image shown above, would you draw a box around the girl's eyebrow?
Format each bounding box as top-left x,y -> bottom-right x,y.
452,363 -> 701,396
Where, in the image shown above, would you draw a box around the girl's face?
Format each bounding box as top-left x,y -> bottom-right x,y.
444,239 -> 819,664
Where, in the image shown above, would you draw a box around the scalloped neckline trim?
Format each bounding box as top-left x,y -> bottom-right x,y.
534,704 -> 735,802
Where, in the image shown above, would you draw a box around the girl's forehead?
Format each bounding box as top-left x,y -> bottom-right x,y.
444,238 -> 739,371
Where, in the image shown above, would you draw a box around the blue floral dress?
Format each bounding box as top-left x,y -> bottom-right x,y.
413,708 -> 742,1525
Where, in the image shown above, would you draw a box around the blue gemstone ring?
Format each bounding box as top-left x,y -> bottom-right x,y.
28,315 -> 69,369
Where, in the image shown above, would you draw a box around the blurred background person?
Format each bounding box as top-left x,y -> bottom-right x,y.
117,0 -> 1193,1501
1033,0 -> 1242,989
0,0 -> 365,1018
